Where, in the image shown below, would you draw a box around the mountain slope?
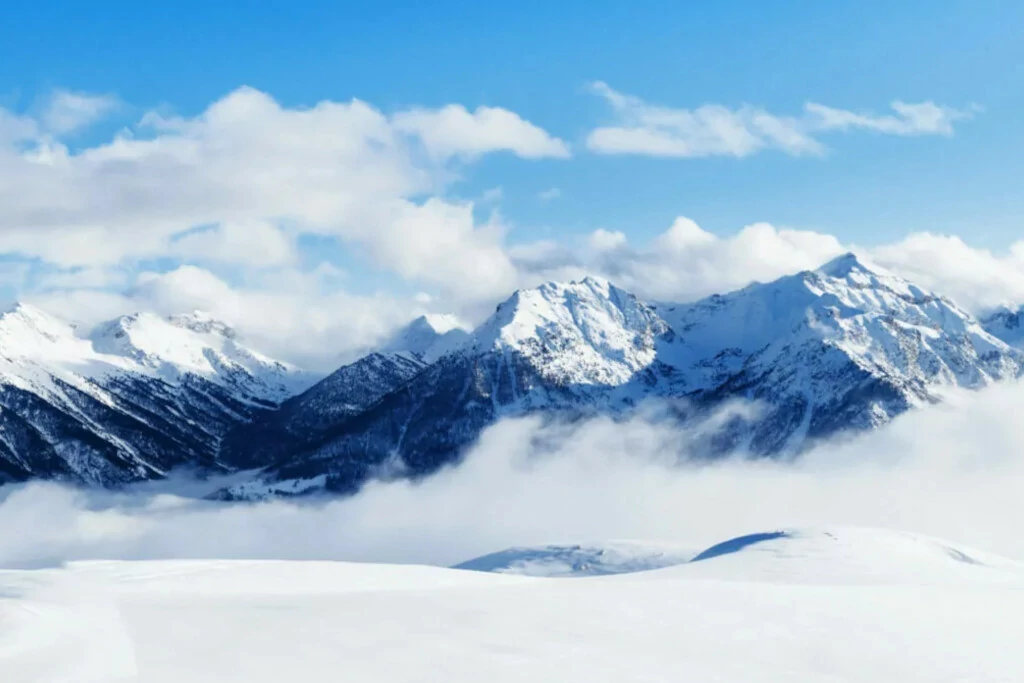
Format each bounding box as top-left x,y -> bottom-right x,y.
381,314 -> 471,363
219,313 -> 477,471
4,529 -> 1024,682
981,305 -> 1024,349
220,352 -> 427,470
0,305 -> 311,485
232,278 -> 690,495
229,256 -> 1022,497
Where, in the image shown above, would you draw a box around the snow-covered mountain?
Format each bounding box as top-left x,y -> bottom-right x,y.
981,305 -> 1024,349
227,254 -> 1023,497
91,311 -> 311,402
5,254 -> 1022,494
655,252 -> 1022,453
227,277 -> 691,496
381,314 -> 471,363
221,351 -> 427,470
0,304 -> 312,485
219,314 -> 473,471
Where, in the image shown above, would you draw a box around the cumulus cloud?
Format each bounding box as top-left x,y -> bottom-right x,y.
392,104 -> 570,160
870,233 -> 1024,312
0,86 -> 557,298
586,82 -> 974,158
510,217 -> 1024,314
3,379 -> 1024,568
514,218 -> 846,302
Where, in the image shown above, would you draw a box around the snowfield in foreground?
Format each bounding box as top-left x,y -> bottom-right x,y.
2,528 -> 1022,682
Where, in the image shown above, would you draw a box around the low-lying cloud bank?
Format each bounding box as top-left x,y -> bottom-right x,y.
2,379 -> 1023,569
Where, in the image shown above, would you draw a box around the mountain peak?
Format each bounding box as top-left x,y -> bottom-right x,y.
815,251 -> 875,278
0,302 -> 77,347
168,310 -> 237,339
408,313 -> 467,336
383,314 -> 471,363
470,277 -> 672,386
1,301 -> 66,325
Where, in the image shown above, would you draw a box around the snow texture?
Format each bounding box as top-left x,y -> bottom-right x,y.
2,527 -> 1022,682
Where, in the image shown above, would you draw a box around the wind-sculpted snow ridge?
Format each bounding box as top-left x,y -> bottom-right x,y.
3,528 -> 1024,681
0,304 -> 313,486
227,254 -> 1023,498
675,526 -> 1024,585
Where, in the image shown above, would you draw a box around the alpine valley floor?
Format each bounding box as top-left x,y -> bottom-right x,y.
2,527 -> 1022,682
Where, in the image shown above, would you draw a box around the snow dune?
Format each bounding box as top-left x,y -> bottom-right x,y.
2,527 -> 1022,682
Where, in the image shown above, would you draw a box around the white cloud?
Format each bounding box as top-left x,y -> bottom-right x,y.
369,198 -> 518,299
587,82 -> 822,158
805,101 -> 974,136
538,187 -> 561,201
511,217 -> 1024,314
392,104 -> 570,160
0,87 -> 559,299
0,109 -> 38,145
170,221 -> 298,268
35,266 -> 129,291
586,82 -> 974,158
588,228 -> 628,251
41,90 -> 119,135
514,218 -> 846,302
870,233 -> 1024,311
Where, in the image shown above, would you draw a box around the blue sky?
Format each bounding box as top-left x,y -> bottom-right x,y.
3,1 -> 1024,366
4,0 -> 1022,246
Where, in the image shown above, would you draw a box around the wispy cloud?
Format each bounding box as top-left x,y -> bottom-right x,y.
538,187 -> 562,201
392,104 -> 570,160
586,82 -> 975,158
41,89 -> 119,135
805,101 -> 976,136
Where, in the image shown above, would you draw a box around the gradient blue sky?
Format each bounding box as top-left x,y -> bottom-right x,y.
4,0 -> 1021,247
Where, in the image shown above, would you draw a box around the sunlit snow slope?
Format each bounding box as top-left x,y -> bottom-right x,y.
2,527 -> 1022,682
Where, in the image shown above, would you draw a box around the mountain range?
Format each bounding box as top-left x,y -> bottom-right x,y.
1,253 -> 1021,496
